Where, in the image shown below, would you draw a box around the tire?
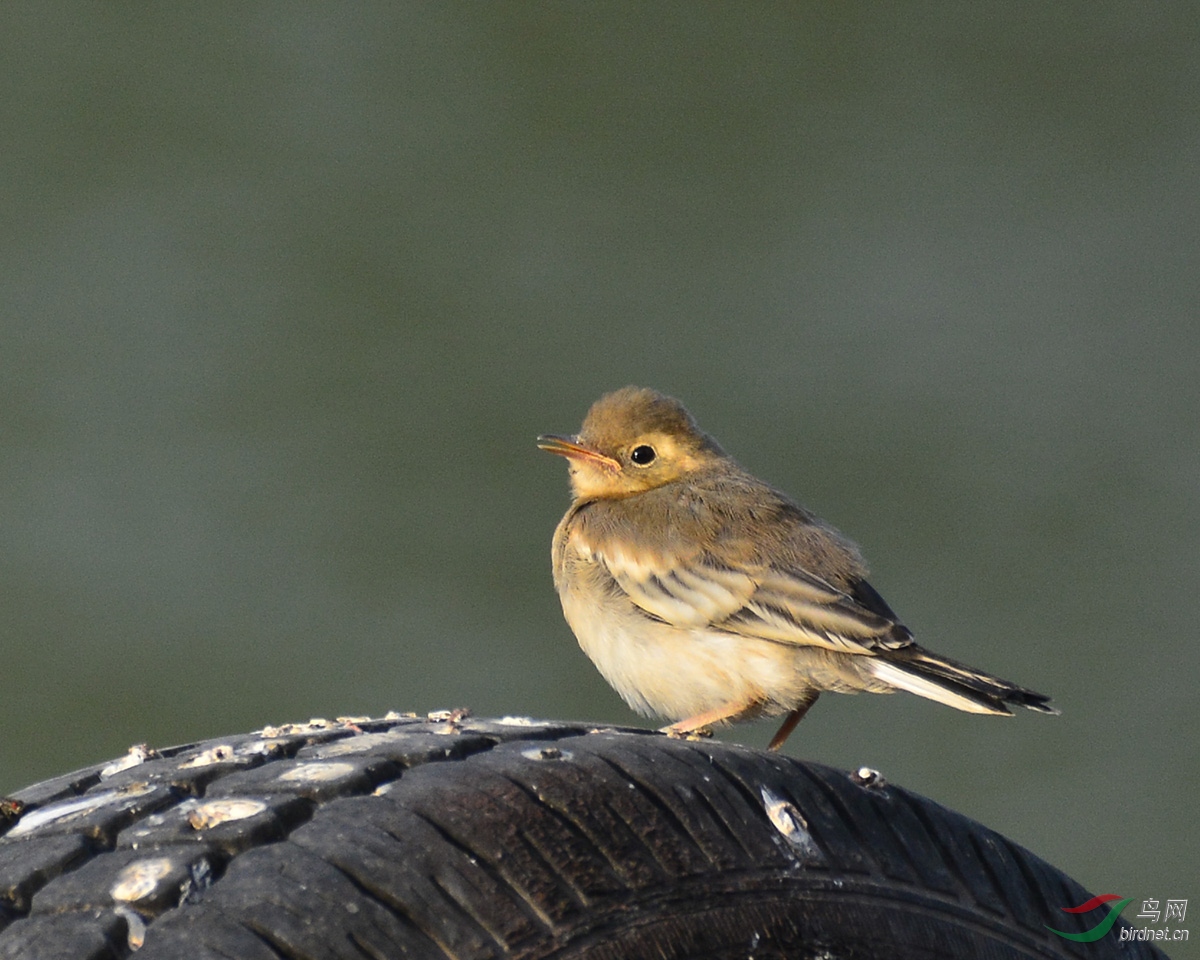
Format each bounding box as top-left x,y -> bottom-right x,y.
0,715 -> 1169,959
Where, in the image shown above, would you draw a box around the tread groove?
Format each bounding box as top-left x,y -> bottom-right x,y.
896,789 -> 976,902
349,929 -> 397,960
241,921 -> 306,960
704,753 -> 838,867
320,856 -> 445,958
969,828 -> 1019,920
680,774 -> 757,862
591,754 -> 715,875
786,760 -> 888,873
662,746 -> 765,865
1000,833 -> 1062,935
211,942 -> 250,960
852,781 -> 944,888
494,774 -> 618,908
425,872 -> 510,958
407,808 -> 554,946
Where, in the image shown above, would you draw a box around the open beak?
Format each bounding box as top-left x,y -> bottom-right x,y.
536,434 -> 621,471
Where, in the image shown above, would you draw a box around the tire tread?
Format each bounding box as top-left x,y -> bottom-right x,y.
0,718 -> 1170,960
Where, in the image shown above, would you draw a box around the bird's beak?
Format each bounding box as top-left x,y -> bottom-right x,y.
537,434 -> 621,471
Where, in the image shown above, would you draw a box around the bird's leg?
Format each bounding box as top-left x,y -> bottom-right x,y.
662,698 -> 761,741
767,692 -> 820,751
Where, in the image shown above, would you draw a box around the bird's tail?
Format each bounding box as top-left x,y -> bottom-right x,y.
863,647 -> 1059,716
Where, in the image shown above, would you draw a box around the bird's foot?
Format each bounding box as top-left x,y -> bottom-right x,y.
662,723 -> 713,741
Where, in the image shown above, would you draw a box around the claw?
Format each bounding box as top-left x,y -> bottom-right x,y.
663,724 -> 713,741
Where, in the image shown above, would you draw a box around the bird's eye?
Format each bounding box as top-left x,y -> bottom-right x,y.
630,444 -> 657,466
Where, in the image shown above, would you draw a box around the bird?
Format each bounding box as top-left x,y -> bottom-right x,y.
538,386 -> 1057,750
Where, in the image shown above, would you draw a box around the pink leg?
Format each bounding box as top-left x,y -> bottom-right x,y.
662,698 -> 761,739
767,692 -> 820,751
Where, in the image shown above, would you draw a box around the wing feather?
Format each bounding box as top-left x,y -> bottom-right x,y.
604,548 -> 754,626
598,546 -> 909,655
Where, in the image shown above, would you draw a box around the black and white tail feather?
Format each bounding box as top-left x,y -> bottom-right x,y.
845,575 -> 1059,716
863,648 -> 1060,716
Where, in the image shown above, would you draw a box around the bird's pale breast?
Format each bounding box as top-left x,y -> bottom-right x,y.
552,509 -> 876,720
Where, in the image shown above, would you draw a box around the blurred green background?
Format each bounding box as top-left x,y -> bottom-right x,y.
1,2 -> 1195,917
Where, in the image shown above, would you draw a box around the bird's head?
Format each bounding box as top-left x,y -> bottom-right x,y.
538,386 -> 726,500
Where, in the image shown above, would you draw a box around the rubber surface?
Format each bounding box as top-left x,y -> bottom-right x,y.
0,714 -> 1169,959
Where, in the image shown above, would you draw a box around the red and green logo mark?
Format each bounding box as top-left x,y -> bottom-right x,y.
1047,894 -> 1133,942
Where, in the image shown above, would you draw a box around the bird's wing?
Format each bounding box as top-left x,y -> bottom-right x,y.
597,546 -> 911,655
